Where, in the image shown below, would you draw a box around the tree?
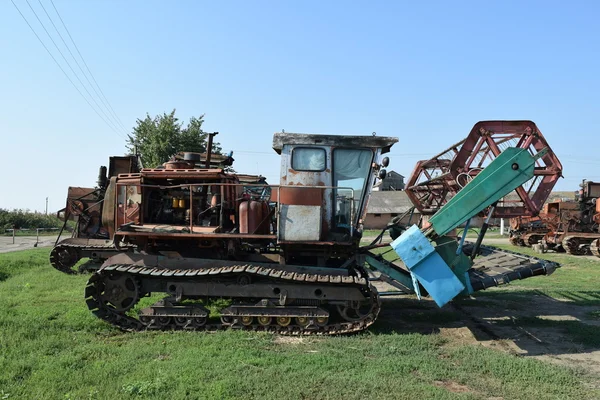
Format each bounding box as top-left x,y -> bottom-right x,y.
126,110 -> 222,168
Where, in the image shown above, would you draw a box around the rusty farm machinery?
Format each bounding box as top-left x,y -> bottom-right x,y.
509,180 -> 600,256
51,121 -> 563,334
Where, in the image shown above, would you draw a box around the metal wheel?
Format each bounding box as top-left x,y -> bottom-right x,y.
240,316 -> 253,326
564,237 -> 588,255
157,316 -> 171,327
276,317 -> 291,327
221,316 -> 234,325
191,316 -> 207,327
174,317 -> 189,327
295,317 -> 310,328
316,316 -> 328,327
337,301 -> 374,322
257,316 -> 272,326
526,234 -> 541,247
98,273 -> 140,312
50,246 -> 80,273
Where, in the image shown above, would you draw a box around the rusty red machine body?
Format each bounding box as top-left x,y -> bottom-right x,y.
51,156 -> 142,272
405,121 -> 563,218
77,133 -> 403,334
510,180 -> 600,256
51,127 -> 563,335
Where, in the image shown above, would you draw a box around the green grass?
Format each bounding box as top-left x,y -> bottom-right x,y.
489,244 -> 600,297
456,227 -> 506,239
0,249 -> 599,399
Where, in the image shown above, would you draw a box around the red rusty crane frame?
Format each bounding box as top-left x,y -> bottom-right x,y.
405,121 -> 563,218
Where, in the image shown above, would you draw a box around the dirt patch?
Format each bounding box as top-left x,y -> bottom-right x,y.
438,327 -> 478,346
273,336 -> 308,345
433,380 -> 472,393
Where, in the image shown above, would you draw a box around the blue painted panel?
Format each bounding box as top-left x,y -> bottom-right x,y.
390,225 -> 435,269
390,225 -> 465,307
410,252 -> 465,307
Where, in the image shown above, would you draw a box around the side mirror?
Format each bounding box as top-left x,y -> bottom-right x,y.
381,157 -> 390,168
379,169 -> 387,180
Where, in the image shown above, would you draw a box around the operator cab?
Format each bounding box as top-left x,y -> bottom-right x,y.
272,133 -> 397,244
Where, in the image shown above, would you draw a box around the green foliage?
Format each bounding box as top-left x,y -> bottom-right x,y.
0,208 -> 65,231
126,110 -> 223,168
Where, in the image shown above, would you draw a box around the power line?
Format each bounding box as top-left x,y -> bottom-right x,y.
11,0 -> 125,139
36,0 -> 127,135
23,0 -> 125,138
49,0 -> 130,135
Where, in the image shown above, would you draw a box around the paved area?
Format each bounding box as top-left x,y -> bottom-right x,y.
0,235 -> 62,254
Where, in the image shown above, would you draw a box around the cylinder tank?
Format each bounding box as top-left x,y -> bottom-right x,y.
239,200 -> 263,234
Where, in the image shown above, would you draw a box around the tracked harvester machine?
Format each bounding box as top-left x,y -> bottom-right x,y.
79,122 -> 561,334
509,181 -> 600,256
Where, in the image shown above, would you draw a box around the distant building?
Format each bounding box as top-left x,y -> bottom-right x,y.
364,191 -> 420,229
373,170 -> 405,191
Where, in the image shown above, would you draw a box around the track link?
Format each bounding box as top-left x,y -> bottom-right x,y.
522,233 -> 544,247
50,239 -> 132,274
85,263 -> 380,335
562,235 -> 593,256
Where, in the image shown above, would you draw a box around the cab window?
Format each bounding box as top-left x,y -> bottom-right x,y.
292,148 -> 326,171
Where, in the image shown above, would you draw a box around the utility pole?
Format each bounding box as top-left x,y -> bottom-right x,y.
45,197 -> 48,215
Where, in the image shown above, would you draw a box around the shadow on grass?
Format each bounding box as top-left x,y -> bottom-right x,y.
369,290 -> 600,357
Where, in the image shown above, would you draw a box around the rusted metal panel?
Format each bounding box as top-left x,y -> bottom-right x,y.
586,181 -> 600,198
101,177 -> 117,238
279,187 -> 323,206
116,231 -> 277,239
279,205 -> 321,241
116,180 -> 142,226
108,155 -> 140,178
280,145 -> 332,238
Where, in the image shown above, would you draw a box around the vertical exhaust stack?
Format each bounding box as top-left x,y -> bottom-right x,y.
97,166 -> 108,189
205,132 -> 219,169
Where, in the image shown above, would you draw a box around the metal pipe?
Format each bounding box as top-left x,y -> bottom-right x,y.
205,132 -> 219,168
457,218 -> 470,255
220,184 -> 225,230
471,205 -> 496,259
378,291 -> 406,297
189,186 -> 193,233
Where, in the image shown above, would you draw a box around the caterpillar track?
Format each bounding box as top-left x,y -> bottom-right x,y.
85,261 -> 380,335
50,238 -> 133,274
561,235 -> 599,256
521,233 -> 545,247
508,235 -> 525,246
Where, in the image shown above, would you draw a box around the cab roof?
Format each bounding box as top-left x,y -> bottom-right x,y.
272,132 -> 398,155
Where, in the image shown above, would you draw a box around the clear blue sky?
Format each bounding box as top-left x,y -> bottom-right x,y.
1,0 -> 598,212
